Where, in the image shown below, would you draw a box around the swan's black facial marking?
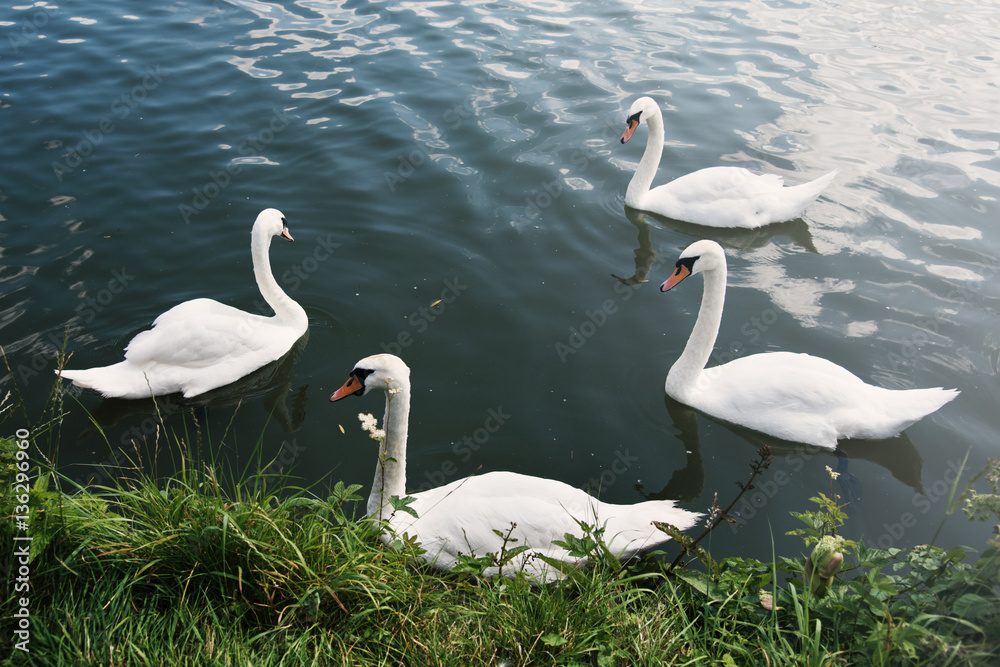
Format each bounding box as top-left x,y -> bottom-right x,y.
626,110 -> 642,125
351,367 -> 375,394
279,216 -> 294,242
676,256 -> 698,273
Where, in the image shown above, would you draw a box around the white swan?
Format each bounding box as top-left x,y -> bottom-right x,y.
620,96 -> 838,228
58,209 -> 308,399
330,354 -> 701,583
660,240 -> 959,449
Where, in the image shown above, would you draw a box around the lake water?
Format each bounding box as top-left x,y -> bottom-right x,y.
3,0 -> 999,562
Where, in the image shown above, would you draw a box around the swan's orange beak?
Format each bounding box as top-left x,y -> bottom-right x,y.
330,375 -> 364,401
661,264 -> 691,292
621,118 -> 639,144
281,227 -> 294,242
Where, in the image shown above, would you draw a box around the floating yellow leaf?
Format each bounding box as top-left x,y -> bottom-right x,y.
430,299 -> 442,307
339,424 -> 345,434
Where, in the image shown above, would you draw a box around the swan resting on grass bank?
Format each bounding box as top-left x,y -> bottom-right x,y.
58,209 -> 308,399
330,353 -> 702,583
660,240 -> 959,449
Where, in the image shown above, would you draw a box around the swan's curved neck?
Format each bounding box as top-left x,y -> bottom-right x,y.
667,266 -> 726,396
369,380 -> 410,520
627,107 -> 665,205
252,229 -> 307,327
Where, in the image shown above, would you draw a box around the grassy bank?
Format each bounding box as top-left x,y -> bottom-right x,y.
2,390 -> 999,665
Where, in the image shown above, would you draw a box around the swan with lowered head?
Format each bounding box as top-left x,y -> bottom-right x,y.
330,353 -> 701,582
58,208 -> 308,399
660,240 -> 958,449
620,96 -> 838,228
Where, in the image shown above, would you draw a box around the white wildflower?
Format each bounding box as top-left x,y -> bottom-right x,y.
825,465 -> 840,481
359,413 -> 377,431
358,413 -> 385,442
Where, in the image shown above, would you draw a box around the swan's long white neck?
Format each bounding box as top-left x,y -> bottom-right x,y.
251,227 -> 307,328
626,104 -> 665,206
369,379 -> 411,520
666,264 -> 726,398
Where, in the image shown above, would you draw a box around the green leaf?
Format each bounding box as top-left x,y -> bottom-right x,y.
541,633 -> 569,647
952,593 -> 994,620
388,495 -> 419,518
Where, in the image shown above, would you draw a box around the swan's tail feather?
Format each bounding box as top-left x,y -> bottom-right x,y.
56,363 -> 154,399
777,169 -> 839,220
603,500 -> 703,559
787,169 -> 838,200
895,387 -> 959,428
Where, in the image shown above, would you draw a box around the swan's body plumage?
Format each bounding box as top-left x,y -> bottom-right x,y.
620,96 -> 837,228
661,240 -> 958,449
330,354 -> 701,583
59,209 -> 308,399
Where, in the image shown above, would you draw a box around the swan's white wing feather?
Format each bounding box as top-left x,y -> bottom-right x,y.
656,167 -> 782,205
125,302 -> 280,369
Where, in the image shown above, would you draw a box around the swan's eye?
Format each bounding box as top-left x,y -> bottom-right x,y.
281,217 -> 287,226
626,110 -> 642,125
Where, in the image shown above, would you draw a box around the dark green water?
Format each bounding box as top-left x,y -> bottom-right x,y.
3,0 -> 999,561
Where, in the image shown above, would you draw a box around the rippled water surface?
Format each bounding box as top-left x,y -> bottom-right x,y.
3,0 -> 999,560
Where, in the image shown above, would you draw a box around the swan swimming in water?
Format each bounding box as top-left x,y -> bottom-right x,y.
620,96 -> 838,228
58,209 -> 308,399
660,240 -> 958,449
330,353 -> 702,582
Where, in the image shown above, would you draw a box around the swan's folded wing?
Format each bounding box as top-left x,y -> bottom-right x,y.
664,167 -> 783,205
709,352 -> 865,413
124,310 -> 278,369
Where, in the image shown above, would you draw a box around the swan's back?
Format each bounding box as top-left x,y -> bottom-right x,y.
391,471 -> 701,581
